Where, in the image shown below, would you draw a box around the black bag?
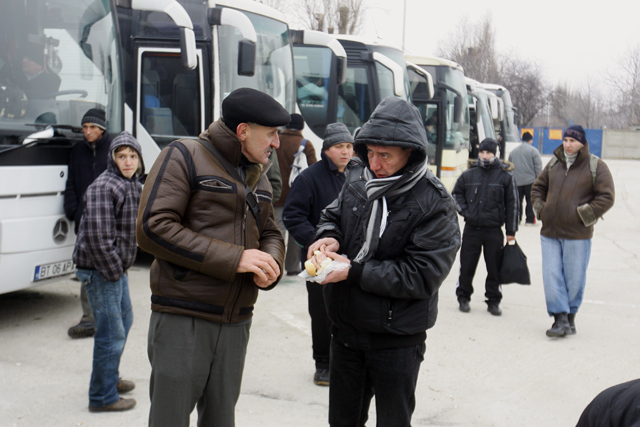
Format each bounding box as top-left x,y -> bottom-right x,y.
499,241 -> 531,285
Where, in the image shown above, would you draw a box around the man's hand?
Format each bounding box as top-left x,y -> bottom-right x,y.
318,250 -> 350,285
237,249 -> 280,288
506,235 -> 515,243
307,238 -> 339,259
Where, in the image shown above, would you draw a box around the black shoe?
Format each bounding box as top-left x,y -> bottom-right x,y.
89,397 -> 136,413
546,313 -> 571,337
313,369 -> 330,386
487,303 -> 502,316
458,300 -> 470,313
68,321 -> 96,339
116,379 -> 135,394
567,313 -> 577,335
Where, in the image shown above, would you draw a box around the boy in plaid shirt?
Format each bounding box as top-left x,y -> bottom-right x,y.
73,131 -> 144,413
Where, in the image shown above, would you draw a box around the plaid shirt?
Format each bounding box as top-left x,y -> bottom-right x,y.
73,132 -> 143,282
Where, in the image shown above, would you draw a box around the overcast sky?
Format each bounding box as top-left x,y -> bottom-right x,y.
286,0 -> 639,89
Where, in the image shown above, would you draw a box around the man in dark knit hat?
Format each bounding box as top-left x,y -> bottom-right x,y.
137,87 -> 289,427
509,131 -> 542,226
274,113 -> 317,275
283,122 -> 353,386
453,137 -> 518,316
308,98 -> 460,426
64,108 -> 112,339
532,125 -> 614,338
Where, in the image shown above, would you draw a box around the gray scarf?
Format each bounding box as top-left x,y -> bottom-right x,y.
353,161 -> 428,263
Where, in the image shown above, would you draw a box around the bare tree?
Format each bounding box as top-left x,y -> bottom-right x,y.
497,50 -> 549,126
294,0 -> 368,34
437,13 -> 499,83
606,43 -> 640,128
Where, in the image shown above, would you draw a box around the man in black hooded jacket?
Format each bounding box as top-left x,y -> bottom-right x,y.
308,97 -> 460,427
452,138 -> 518,316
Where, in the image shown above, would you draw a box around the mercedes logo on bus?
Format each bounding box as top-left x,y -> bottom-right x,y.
53,218 -> 69,244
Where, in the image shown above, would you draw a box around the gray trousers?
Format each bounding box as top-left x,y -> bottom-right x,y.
80,283 -> 95,323
274,206 -> 302,273
148,312 -> 251,427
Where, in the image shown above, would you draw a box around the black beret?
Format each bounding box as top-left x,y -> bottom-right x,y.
222,87 -> 291,128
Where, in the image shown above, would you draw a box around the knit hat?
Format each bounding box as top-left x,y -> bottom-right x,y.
522,131 -> 533,142
478,138 -> 497,155
563,125 -> 587,145
82,108 -> 106,130
286,113 -> 304,130
221,87 -> 290,132
323,123 -> 353,150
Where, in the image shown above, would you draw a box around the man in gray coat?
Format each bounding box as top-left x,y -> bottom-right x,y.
508,132 -> 542,226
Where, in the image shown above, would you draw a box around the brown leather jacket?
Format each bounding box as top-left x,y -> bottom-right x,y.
136,119 -> 285,324
531,142 -> 615,240
274,129 -> 317,207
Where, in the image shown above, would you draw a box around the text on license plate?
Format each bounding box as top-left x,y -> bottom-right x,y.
34,260 -> 76,281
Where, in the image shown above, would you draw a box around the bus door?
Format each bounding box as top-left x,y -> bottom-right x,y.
135,46 -> 206,165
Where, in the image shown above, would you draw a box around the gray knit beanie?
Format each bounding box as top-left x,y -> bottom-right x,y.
323,123 -> 353,150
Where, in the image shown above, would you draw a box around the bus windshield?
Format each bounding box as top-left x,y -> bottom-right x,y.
441,67 -> 470,151
476,92 -> 497,140
498,90 -> 520,142
218,11 -> 295,113
294,45 -> 335,138
0,0 -> 123,146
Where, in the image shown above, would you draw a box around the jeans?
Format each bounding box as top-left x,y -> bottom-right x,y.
76,269 -> 133,408
329,337 -> 425,427
540,236 -> 592,315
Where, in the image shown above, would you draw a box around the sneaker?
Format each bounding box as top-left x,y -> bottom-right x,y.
487,303 -> 502,316
458,300 -> 471,313
89,397 -> 136,413
116,379 -> 135,394
313,369 -> 330,386
68,321 -> 96,339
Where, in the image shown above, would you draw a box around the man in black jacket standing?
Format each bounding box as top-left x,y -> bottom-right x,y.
308,97 -> 460,427
452,138 -> 518,316
283,122 -> 353,387
64,108 -> 112,338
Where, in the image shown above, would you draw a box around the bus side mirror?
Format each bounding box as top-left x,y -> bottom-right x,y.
336,56 -> 347,85
453,95 -> 464,124
179,28 -> 197,69
238,39 -> 256,76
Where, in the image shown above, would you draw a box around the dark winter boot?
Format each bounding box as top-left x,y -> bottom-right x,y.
567,313 -> 576,335
546,313 -> 571,337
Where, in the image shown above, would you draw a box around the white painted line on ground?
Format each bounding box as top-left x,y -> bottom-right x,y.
271,311 -> 311,336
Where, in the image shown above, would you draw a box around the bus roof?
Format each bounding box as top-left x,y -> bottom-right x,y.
479,82 -> 507,92
215,0 -> 287,23
333,34 -> 403,51
405,55 -> 464,73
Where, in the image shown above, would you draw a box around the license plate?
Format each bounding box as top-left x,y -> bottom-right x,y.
34,260 -> 76,281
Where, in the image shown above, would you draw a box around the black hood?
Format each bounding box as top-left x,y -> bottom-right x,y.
353,97 -> 428,170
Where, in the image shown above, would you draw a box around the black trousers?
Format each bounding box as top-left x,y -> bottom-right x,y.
306,281 -> 331,369
456,225 -> 503,304
517,184 -> 535,224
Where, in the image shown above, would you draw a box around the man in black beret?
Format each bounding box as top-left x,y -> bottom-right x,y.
137,87 -> 290,426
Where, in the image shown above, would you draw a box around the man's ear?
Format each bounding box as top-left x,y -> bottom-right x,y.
236,123 -> 249,141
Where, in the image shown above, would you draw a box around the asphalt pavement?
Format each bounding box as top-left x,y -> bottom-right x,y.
1,157 -> 639,427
